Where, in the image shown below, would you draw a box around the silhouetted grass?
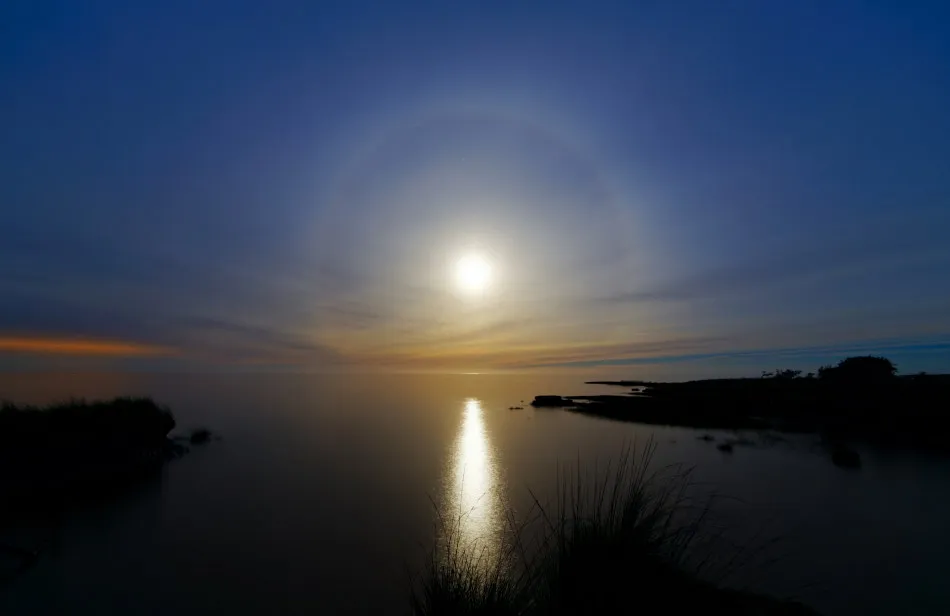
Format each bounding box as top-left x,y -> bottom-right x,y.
411,532 -> 534,616
411,489 -> 538,616
411,442 -> 818,615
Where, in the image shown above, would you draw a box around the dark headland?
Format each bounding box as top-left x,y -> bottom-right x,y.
535,356 -> 950,450
0,397 -> 197,582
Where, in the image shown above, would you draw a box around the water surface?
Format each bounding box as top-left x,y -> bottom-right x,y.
1,373 -> 948,615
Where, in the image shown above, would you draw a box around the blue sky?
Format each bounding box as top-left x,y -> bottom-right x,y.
2,1 -> 950,375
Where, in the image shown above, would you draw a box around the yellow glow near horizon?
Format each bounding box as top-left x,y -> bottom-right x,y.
454,254 -> 493,294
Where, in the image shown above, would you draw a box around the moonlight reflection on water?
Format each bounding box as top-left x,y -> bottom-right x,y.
444,398 -> 505,564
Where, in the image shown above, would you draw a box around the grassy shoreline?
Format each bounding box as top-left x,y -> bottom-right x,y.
412,443 -> 819,615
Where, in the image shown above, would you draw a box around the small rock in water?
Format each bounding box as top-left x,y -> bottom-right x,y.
831,446 -> 861,469
716,442 -> 734,453
189,428 -> 212,445
697,434 -> 715,442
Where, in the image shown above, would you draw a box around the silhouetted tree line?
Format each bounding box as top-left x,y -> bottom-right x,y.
761,355 -> 897,384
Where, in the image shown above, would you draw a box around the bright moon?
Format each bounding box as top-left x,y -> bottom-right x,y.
455,254 -> 493,294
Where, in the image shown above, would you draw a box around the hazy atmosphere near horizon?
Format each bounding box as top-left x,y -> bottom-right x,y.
3,1 -> 950,376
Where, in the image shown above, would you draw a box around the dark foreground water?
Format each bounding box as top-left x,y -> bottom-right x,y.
1,373 -> 949,615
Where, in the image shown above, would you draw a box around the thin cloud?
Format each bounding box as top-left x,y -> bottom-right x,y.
0,335 -> 174,357
602,235 -> 950,307
171,316 -> 345,363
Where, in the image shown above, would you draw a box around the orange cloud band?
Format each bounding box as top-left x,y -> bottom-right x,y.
0,336 -> 174,357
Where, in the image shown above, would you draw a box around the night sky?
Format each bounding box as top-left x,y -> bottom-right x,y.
3,1 -> 950,374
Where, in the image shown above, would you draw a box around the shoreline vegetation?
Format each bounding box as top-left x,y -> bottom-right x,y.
413,442 -> 819,615
532,356 -> 950,451
0,397 -> 199,583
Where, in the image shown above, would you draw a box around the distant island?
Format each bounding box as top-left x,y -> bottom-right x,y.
533,356 -> 950,450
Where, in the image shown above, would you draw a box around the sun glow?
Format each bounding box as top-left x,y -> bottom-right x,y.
454,254 -> 493,294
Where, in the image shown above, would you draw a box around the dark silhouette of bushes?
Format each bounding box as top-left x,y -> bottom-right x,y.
817,356 -> 897,384
761,369 -> 802,380
0,398 -> 186,585
0,397 -> 177,518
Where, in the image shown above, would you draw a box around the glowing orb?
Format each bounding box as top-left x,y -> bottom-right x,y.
454,254 -> 493,294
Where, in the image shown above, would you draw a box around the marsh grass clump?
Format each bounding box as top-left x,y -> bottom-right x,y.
411,441 -> 817,615
411,536 -> 534,616
411,492 -> 539,616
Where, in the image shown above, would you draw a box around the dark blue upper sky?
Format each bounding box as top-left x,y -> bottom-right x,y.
2,0 -> 950,375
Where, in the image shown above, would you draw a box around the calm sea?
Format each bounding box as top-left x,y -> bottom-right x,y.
1,373 -> 948,615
